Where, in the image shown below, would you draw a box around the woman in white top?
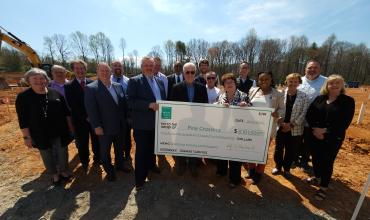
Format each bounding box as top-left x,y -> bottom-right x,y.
245,71 -> 285,184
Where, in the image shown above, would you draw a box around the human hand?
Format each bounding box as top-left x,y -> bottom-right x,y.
149,103 -> 159,111
95,127 -> 104,136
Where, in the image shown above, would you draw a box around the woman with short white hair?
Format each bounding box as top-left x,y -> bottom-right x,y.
15,68 -> 73,186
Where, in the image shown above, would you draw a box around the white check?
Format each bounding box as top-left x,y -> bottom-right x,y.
155,101 -> 274,164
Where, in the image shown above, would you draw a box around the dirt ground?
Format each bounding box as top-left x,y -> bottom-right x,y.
0,81 -> 369,219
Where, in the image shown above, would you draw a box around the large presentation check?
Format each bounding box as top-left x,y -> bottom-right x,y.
155,101 -> 274,164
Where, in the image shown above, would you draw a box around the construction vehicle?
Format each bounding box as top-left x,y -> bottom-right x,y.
0,26 -> 52,76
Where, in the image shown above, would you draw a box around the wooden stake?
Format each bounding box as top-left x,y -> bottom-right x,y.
357,102 -> 365,125
351,173 -> 370,220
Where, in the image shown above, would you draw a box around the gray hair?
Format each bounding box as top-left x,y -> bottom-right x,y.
183,62 -> 196,72
24,68 -> 50,84
51,65 -> 66,73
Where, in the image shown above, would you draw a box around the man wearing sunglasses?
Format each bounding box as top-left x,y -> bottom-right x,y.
206,71 -> 220,104
169,62 -> 208,177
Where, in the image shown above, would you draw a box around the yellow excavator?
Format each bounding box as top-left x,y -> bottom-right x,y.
0,26 -> 52,75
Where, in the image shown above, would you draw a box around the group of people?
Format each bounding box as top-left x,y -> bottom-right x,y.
15,57 -> 355,200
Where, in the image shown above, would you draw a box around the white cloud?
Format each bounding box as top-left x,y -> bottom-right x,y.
148,0 -> 201,14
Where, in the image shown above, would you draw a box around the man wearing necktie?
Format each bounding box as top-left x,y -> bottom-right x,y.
127,57 -> 166,190
153,57 -> 168,98
110,61 -> 133,172
65,59 -> 100,170
167,61 -> 183,100
85,63 -> 129,181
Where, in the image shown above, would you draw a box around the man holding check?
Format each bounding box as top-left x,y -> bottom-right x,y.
169,62 -> 208,177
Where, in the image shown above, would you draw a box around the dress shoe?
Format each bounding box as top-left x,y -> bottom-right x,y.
151,166 -> 161,174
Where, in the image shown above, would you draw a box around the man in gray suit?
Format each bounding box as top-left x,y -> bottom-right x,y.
85,63 -> 129,181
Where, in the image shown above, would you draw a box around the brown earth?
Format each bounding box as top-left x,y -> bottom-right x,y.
0,85 -> 369,219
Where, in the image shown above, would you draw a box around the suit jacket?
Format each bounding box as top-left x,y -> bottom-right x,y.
170,81 -> 208,104
167,73 -> 183,100
65,78 -> 93,125
282,89 -> 310,136
194,74 -> 207,86
84,80 -> 127,135
236,77 -> 255,94
127,74 -> 166,131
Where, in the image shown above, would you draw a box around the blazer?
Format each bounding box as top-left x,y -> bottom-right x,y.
194,74 -> 207,86
306,94 -> 355,141
236,77 -> 255,94
170,81 -> 208,104
127,74 -> 166,131
167,73 -> 183,100
282,89 -> 310,136
64,78 -> 93,124
84,80 -> 127,135
249,87 -> 285,137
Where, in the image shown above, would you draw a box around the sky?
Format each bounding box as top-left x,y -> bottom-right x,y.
1,0 -> 369,60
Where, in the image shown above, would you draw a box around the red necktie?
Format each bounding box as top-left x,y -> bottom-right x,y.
80,80 -> 85,89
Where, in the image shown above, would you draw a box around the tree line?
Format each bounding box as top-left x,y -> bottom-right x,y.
0,29 -> 369,84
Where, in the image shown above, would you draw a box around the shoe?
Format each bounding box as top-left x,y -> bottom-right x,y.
246,168 -> 256,179
135,183 -> 144,191
251,173 -> 262,185
52,176 -> 62,186
176,165 -> 186,176
271,168 -> 281,175
282,171 -> 293,179
151,165 -> 161,174
305,177 -> 320,186
116,165 -> 132,173
59,174 -> 72,182
81,163 -> 89,172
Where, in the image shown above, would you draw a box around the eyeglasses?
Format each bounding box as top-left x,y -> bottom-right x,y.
185,71 -> 195,75
207,77 -> 216,80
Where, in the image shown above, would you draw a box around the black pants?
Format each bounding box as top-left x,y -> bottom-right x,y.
174,156 -> 200,170
274,129 -> 301,172
124,123 -> 132,161
216,160 -> 242,184
310,135 -> 343,187
296,127 -> 311,167
98,133 -> 124,175
133,129 -> 156,186
74,120 -> 100,165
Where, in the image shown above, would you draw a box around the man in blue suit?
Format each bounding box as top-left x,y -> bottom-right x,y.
127,57 -> 166,190
84,63 -> 129,181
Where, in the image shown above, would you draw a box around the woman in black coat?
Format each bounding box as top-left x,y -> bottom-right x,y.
305,74 -> 355,200
16,68 -> 74,185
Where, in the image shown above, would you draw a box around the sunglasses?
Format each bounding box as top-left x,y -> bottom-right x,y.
207,77 -> 216,80
185,71 -> 195,75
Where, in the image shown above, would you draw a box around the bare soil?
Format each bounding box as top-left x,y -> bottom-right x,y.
0,85 -> 369,220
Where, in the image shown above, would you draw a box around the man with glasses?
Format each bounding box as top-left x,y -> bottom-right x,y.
169,62 -> 208,177
236,61 -> 255,94
206,71 -> 220,103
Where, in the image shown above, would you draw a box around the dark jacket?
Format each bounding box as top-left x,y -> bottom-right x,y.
15,88 -> 71,149
236,77 -> 254,94
306,94 -> 355,141
167,73 -> 183,100
127,74 -> 166,130
170,81 -> 208,104
84,80 -> 128,135
64,78 -> 93,124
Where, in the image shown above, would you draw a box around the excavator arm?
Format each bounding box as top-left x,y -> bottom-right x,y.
0,27 -> 51,76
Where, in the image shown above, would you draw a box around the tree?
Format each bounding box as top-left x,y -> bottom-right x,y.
119,37 -> 126,61
175,41 -> 186,62
43,36 -> 55,64
70,31 -> 89,62
52,34 -> 70,66
163,40 -> 176,71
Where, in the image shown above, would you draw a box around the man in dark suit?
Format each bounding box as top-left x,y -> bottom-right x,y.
194,58 -> 209,86
236,61 -> 255,94
170,62 -> 208,177
127,57 -> 166,190
65,59 -> 100,170
167,61 -> 183,100
84,63 -> 129,181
